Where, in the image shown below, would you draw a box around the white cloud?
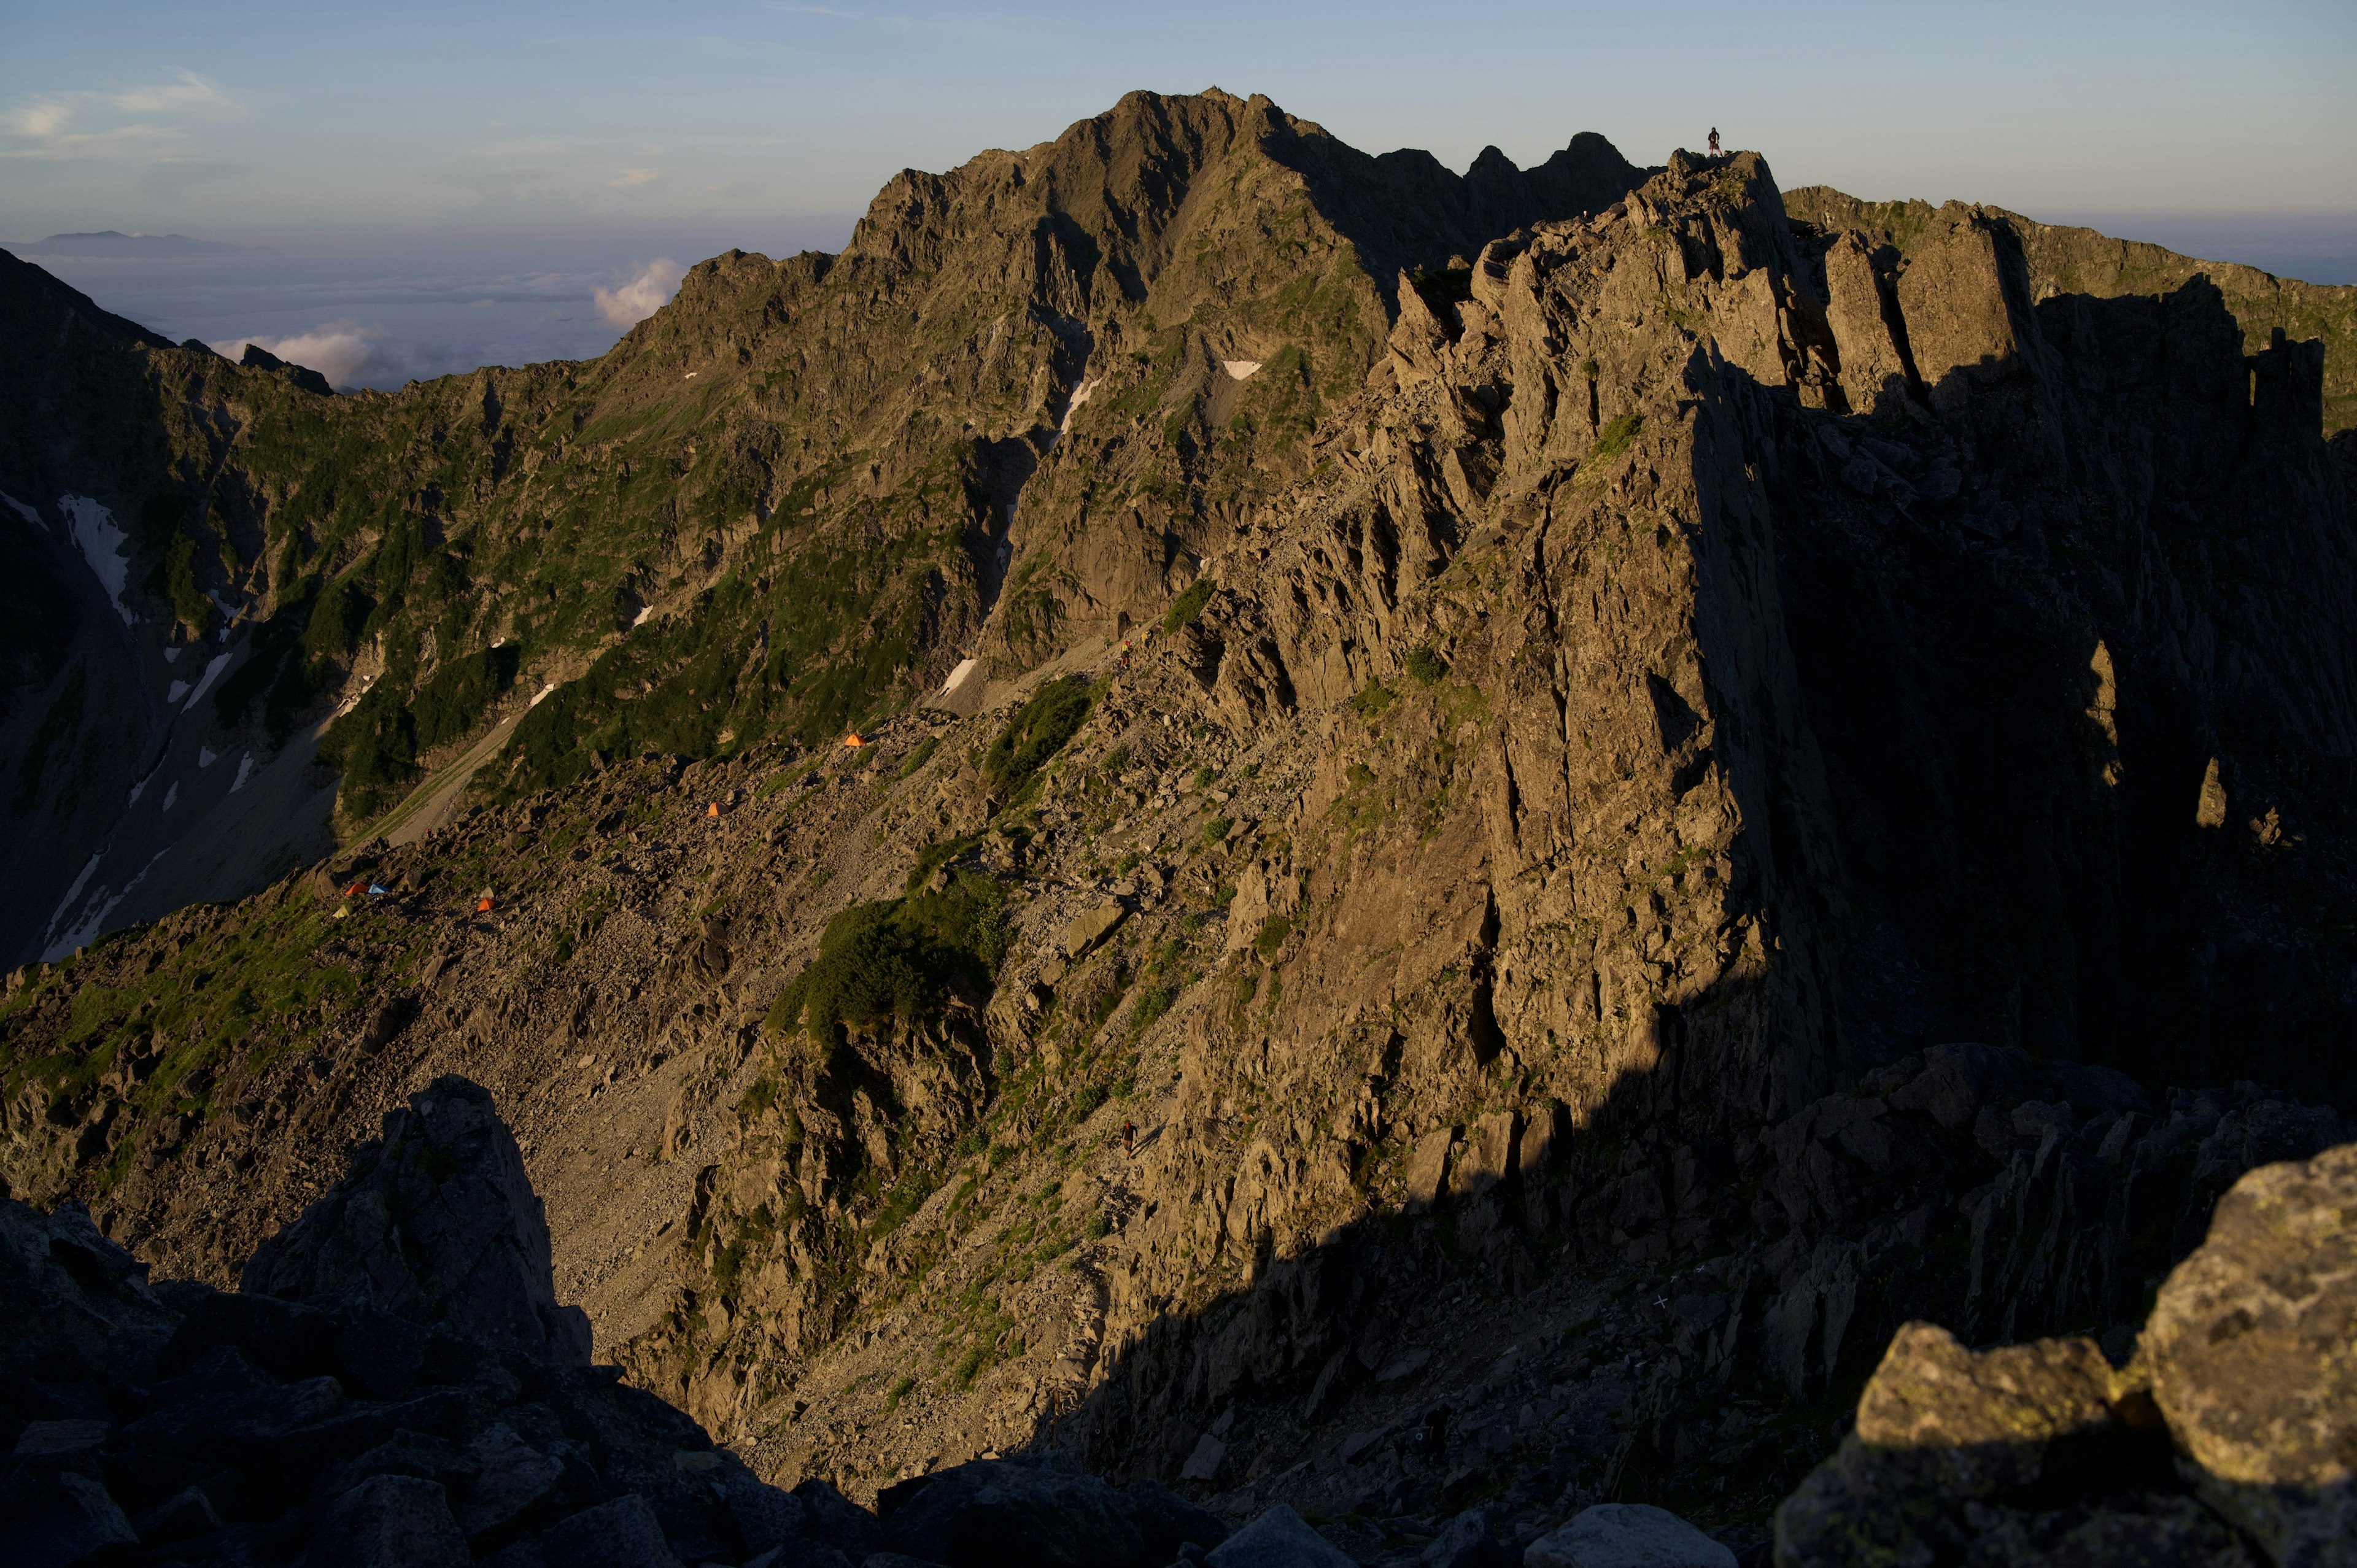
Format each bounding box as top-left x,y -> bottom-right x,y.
111,72 -> 246,119
2,71 -> 244,162
212,322 -> 390,392
608,167 -> 660,188
6,102 -> 71,139
593,258 -> 684,328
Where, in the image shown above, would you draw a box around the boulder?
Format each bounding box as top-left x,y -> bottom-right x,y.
1525,1504 -> 1734,1567
878,1453 -> 1144,1567
1206,1502 -> 1356,1568
2141,1141 -> 2357,1566
0,1468 -> 138,1568
311,1473 -> 471,1568
1059,900 -> 1128,961
540,1492 -> 685,1567
1772,1321 -> 2163,1564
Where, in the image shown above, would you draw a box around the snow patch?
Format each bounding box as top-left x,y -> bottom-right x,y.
940,658 -> 982,697
182,650 -> 233,710
162,781 -> 179,812
60,494 -> 135,624
1043,377 -> 1102,454
1,492 -> 39,524
198,746 -> 219,768
45,854 -> 103,932
230,752 -> 255,793
166,681 -> 190,704
42,849 -> 169,963
1221,360 -> 1263,380
532,682 -> 559,706
163,646 -> 182,663
631,604 -> 654,628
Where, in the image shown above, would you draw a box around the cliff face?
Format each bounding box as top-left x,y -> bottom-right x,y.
2,97 -> 2353,1554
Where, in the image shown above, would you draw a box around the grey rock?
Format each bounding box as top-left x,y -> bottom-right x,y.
0,1468 -> 138,1568
540,1492 -> 686,1568
458,1422 -> 563,1537
1523,1504 -> 1734,1567
117,1364 -> 346,1460
134,1485 -> 225,1545
311,1473 -> 470,1568
1180,1432 -> 1227,1481
718,1466 -> 808,1556
1206,1503 -> 1357,1568
751,1543 -> 854,1568
1423,1506 -> 1511,1567
1123,1477 -> 1230,1562
797,1477 -> 887,1558
879,1452 -> 1144,1567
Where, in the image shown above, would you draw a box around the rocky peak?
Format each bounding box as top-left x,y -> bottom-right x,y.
241,1075 -> 593,1366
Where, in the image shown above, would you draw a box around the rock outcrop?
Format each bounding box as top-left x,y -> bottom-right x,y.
242,1076 -> 593,1366
1775,1140 -> 2357,1567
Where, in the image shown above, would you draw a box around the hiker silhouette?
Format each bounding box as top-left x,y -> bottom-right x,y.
1708,127 -> 1721,156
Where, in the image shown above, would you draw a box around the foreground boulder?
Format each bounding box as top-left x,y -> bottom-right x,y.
1774,1140 -> 2357,1567
2140,1142 -> 2357,1567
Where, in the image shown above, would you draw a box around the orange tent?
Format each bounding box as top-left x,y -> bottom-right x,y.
843,733 -> 867,749
707,801 -> 721,817
477,895 -> 495,913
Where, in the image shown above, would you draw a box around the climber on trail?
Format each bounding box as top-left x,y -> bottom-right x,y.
1708,128 -> 1721,156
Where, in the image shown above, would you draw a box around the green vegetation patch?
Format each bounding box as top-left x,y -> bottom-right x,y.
1163,578 -> 1214,633
1576,414 -> 1646,485
983,678 -> 1093,800
765,871 -> 1009,1046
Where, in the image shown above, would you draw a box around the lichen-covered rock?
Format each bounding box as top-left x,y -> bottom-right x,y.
1772,1321 -> 2161,1566
2142,1142 -> 2357,1567
1776,1142 -> 2357,1567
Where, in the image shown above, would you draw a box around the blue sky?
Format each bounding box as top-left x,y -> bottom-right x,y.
7,0 -> 2352,235
4,1 -> 2351,385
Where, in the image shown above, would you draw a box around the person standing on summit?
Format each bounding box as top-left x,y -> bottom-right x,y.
1708,127 -> 1721,156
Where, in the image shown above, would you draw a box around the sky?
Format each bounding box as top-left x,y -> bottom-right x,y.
4,0 -> 2352,387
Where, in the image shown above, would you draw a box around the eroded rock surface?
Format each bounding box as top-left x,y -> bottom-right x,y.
1775,1141 -> 2357,1567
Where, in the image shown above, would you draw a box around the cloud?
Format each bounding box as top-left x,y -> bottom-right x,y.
211,322 -> 390,392
111,72 -> 246,119
6,102 -> 71,139
608,167 -> 661,188
140,160 -> 250,200
593,259 -> 684,329
2,71 -> 244,162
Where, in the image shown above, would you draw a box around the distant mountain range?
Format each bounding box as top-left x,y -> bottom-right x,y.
6,230 -> 234,258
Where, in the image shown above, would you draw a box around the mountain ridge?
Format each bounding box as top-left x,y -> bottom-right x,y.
2,91 -> 2354,1561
